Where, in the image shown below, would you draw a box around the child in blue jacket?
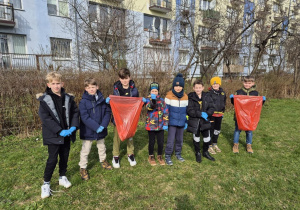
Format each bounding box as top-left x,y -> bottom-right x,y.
164,73 -> 188,165
79,78 -> 112,180
145,82 -> 169,166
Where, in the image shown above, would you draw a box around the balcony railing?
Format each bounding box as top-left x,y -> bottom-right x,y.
201,9 -> 220,24
148,30 -> 172,45
0,3 -> 15,27
149,0 -> 172,13
0,53 -> 74,70
200,40 -> 218,50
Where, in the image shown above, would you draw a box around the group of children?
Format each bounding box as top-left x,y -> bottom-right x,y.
38,69 -> 265,199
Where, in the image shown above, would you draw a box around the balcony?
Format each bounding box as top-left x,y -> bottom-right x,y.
231,0 -> 244,7
148,31 -> 172,45
149,0 -> 172,13
201,10 -> 220,24
0,3 -> 15,27
273,13 -> 282,22
200,40 -> 218,50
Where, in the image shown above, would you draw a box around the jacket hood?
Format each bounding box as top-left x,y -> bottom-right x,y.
209,87 -> 224,94
82,90 -> 104,102
114,80 -> 136,90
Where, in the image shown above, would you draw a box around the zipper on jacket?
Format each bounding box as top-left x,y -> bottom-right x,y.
92,101 -> 95,114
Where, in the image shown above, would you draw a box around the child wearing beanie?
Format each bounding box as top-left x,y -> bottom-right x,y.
164,73 -> 188,165
145,82 -> 169,166
208,76 -> 226,154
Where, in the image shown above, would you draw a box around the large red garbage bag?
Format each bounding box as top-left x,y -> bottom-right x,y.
109,95 -> 144,141
234,95 -> 263,131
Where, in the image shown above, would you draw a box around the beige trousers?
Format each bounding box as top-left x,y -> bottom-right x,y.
78,139 -> 106,169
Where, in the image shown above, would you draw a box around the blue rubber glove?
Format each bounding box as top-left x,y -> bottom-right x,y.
106,97 -> 110,104
67,126 -> 76,136
142,97 -> 147,103
263,96 -> 266,101
59,130 -> 69,137
184,123 -> 188,130
163,125 -> 168,131
201,112 -> 208,121
151,94 -> 156,100
230,94 -> 234,99
96,126 -> 104,133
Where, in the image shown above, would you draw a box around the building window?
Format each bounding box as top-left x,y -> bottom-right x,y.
12,35 -> 26,54
144,14 -> 169,39
273,3 -> 280,13
50,38 -> 71,59
47,0 -> 69,17
179,51 -> 188,64
200,0 -> 213,10
0,33 -> 26,54
180,23 -> 187,37
10,0 -> 22,9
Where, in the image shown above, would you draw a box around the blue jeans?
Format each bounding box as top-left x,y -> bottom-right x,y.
233,121 -> 253,144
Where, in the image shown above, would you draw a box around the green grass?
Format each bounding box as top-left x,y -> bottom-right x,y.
1,99 -> 300,209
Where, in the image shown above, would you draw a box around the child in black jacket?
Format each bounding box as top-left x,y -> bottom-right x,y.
37,72 -> 79,199
187,80 -> 215,163
208,77 -> 226,154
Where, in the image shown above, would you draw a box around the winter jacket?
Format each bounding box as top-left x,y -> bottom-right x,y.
165,90 -> 188,127
37,88 -> 79,145
208,87 -> 226,117
187,91 -> 215,134
145,94 -> 169,131
79,90 -> 111,140
113,80 -> 139,97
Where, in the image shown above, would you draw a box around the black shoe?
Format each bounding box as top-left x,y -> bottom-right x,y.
195,152 -> 202,163
203,151 -> 215,161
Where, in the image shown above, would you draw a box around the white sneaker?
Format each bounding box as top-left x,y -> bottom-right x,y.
41,183 -> 51,199
112,157 -> 120,168
128,154 -> 137,166
59,176 -> 72,188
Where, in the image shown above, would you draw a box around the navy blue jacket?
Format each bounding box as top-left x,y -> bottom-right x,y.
37,88 -> 79,145
113,80 -> 139,97
79,90 -> 111,140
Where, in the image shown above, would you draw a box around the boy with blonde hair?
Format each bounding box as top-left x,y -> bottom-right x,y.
37,72 -> 79,199
78,78 -> 112,181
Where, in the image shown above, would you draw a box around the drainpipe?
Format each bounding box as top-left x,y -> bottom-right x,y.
74,0 -> 81,72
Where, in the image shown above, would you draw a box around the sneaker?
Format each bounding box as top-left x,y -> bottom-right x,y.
128,154 -> 137,166
213,144 -> 221,153
233,143 -> 239,153
80,168 -> 89,180
112,156 -> 120,168
165,155 -> 173,165
59,176 -> 72,188
157,155 -> 165,166
41,183 -> 51,199
175,154 -> 185,162
195,152 -> 202,163
148,155 -> 156,166
247,144 -> 254,153
208,146 -> 216,155
203,151 -> 215,161
100,159 -> 113,170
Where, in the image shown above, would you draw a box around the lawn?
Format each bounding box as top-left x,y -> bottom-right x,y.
0,99 -> 299,209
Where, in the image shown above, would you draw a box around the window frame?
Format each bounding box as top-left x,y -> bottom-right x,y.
47,0 -> 69,17
50,37 -> 72,60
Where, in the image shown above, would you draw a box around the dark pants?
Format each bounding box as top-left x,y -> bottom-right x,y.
44,139 -> 70,182
210,116 -> 223,144
165,126 -> 184,155
193,128 -> 210,153
148,130 -> 164,155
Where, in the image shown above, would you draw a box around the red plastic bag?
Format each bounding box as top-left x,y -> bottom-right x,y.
234,95 -> 263,131
109,95 -> 144,141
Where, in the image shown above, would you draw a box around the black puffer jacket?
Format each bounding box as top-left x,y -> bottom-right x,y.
187,92 -> 214,134
230,85 -> 259,105
209,87 -> 226,113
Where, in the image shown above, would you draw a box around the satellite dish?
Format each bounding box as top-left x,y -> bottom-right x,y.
154,18 -> 160,29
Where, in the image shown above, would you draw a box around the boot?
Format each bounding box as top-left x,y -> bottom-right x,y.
195,152 -> 202,163
148,155 -> 156,166
203,151 -> 215,161
247,144 -> 253,153
80,168 -> 89,181
233,143 -> 239,153
157,155 -> 165,166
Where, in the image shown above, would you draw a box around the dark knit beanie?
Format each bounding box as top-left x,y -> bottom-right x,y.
149,82 -> 159,91
172,73 -> 185,88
